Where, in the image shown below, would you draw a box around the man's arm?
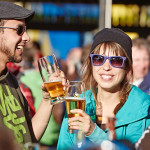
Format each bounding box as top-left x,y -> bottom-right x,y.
31,70 -> 66,140
31,84 -> 53,140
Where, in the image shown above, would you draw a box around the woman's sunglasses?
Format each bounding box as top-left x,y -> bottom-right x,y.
90,54 -> 126,68
0,25 -> 26,36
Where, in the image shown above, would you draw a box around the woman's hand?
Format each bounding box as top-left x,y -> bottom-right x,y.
68,109 -> 96,136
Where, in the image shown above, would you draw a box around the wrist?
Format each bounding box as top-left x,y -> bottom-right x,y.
85,122 -> 96,136
41,98 -> 53,108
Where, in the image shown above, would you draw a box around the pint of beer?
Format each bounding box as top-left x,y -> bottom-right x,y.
44,80 -> 65,99
65,81 -> 86,133
66,97 -> 86,118
38,54 -> 65,105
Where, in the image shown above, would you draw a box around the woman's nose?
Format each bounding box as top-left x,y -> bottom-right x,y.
102,59 -> 111,70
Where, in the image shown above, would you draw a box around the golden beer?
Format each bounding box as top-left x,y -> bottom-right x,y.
66,97 -> 86,118
44,80 -> 65,99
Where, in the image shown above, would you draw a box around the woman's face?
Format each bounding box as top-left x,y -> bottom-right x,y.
92,45 -> 126,92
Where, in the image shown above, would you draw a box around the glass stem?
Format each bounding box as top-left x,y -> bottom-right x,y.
76,130 -> 85,148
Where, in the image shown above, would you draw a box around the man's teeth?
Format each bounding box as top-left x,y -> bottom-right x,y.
17,46 -> 24,52
101,75 -> 112,79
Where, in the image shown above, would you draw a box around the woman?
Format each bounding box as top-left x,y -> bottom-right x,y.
57,28 -> 150,150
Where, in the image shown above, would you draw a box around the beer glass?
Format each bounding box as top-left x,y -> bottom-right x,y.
65,81 -> 86,131
38,54 -> 65,105
65,81 -> 86,148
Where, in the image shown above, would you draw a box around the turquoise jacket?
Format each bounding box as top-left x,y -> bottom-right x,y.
57,86 -> 150,150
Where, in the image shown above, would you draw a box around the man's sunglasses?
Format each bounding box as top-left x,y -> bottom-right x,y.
90,54 -> 126,68
0,25 -> 26,36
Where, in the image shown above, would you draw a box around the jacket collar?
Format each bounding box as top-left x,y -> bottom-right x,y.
115,86 -> 150,127
86,86 -> 150,127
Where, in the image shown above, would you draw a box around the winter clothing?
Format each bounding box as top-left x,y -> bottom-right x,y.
57,86 -> 150,150
90,28 -> 132,62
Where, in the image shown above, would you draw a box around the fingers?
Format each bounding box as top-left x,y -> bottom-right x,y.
60,70 -> 65,78
61,71 -> 67,86
68,109 -> 96,135
49,71 -> 62,81
48,70 -> 67,86
69,115 -> 87,123
69,121 -> 85,131
68,109 -> 90,124
41,83 -> 47,91
70,109 -> 87,117
68,110 -> 89,133
41,83 -> 51,101
68,117 -> 92,133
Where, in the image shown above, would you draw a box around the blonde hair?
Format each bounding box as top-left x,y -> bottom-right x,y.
82,41 -> 133,115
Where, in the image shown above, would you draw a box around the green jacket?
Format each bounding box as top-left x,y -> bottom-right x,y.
57,86 -> 150,150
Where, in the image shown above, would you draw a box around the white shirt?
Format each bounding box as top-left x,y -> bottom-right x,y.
132,78 -> 144,87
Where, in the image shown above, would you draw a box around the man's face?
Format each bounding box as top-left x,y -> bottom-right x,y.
0,19 -> 30,64
132,46 -> 150,81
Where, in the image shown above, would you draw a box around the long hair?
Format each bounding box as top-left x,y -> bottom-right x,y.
81,41 -> 133,115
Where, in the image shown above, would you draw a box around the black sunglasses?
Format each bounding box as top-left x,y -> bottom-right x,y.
0,25 -> 26,36
90,54 -> 126,68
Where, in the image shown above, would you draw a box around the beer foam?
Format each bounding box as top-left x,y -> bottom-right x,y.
65,96 -> 86,100
44,79 -> 62,83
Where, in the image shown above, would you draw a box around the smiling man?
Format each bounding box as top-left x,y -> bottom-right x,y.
0,1 -> 54,148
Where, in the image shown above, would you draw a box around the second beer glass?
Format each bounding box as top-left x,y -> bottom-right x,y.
38,54 -> 65,105
65,81 -> 86,133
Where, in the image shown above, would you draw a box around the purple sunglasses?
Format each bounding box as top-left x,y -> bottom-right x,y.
90,54 -> 126,68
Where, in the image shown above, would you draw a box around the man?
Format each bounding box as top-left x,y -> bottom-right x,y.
0,1 -> 57,147
132,37 -> 150,94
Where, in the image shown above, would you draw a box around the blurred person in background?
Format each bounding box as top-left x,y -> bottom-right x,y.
132,38 -> 150,94
81,44 -> 92,64
20,41 -> 65,147
64,47 -> 83,81
57,28 -> 150,150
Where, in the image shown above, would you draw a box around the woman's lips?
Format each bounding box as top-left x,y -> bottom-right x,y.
100,74 -> 114,81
